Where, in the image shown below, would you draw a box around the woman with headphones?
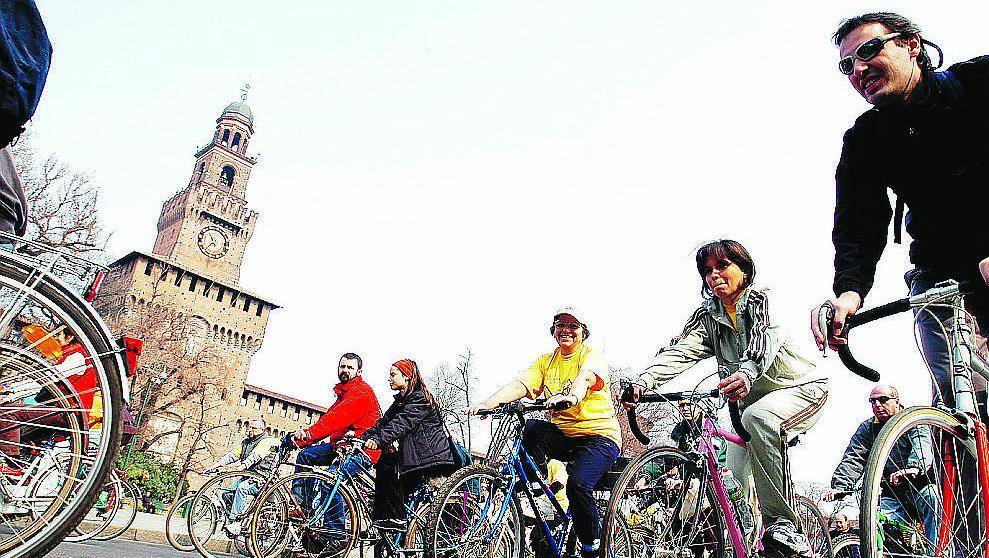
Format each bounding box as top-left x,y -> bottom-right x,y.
468,306 -> 621,558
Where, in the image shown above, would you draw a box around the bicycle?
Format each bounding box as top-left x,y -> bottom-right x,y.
165,492 -> 197,552
187,435 -> 297,558
0,231 -> 141,558
63,466 -> 140,542
605,387 -> 832,558
825,493 -> 924,558
820,279 -> 989,558
425,400 -> 628,558
248,436 -> 435,558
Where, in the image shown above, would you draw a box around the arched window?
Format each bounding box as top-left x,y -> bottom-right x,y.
221,129 -> 230,144
219,166 -> 235,191
232,132 -> 242,150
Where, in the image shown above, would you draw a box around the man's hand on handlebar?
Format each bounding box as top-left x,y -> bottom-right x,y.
621,384 -> 642,410
822,489 -> 850,502
890,467 -> 920,486
465,401 -> 499,416
811,292 -> 862,351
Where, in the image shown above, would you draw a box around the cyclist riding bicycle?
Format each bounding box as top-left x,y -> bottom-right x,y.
468,306 -> 622,558
203,416 -> 280,537
290,352 -> 382,530
361,358 -> 454,531
822,385 -> 938,549
810,12 -> 989,411
625,240 -> 829,558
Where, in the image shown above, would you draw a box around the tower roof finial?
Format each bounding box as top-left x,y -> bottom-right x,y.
240,82 -> 251,102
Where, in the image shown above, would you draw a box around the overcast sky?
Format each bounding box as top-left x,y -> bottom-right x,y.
29,1 -> 989,481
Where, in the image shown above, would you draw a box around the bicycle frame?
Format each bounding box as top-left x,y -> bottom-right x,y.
691,413 -> 750,558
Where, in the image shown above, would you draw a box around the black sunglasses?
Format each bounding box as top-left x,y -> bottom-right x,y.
869,395 -> 896,404
839,32 -> 901,75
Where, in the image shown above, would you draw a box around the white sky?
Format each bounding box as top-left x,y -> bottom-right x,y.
28,1 -> 989,482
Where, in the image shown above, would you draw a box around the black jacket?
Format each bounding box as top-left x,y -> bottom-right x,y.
362,386 -> 453,475
832,56 -> 989,300
831,416 -> 933,496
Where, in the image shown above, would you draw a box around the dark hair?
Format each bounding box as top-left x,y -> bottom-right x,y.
832,12 -> 937,70
340,352 -> 362,370
695,240 -> 755,298
399,359 -> 438,410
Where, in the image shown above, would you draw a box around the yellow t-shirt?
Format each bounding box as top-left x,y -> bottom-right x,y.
89,391 -> 104,430
726,306 -> 738,329
518,345 -> 622,448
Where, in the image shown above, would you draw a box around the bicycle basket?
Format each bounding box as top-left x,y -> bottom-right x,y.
485,411 -> 522,464
0,230 -> 108,294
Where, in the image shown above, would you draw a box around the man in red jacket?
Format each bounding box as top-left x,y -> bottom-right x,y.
291,353 -> 382,528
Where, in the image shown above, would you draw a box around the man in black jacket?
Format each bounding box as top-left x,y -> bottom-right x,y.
811,12 -> 989,408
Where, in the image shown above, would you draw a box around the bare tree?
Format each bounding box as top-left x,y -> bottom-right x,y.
8,133 -> 108,255
429,347 -> 477,447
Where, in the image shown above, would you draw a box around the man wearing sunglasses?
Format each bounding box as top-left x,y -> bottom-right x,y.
823,385 -> 938,548
811,12 -> 989,413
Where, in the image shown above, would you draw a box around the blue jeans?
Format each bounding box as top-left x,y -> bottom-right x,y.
231,478 -> 259,517
292,443 -> 368,530
880,484 -> 940,550
521,420 -> 620,550
907,268 -> 989,408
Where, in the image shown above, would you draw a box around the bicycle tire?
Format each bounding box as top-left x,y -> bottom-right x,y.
859,406 -> 975,558
602,446 -> 726,558
166,494 -> 197,552
0,253 -> 126,558
190,470 -> 266,558
831,533 -> 859,558
248,471 -> 360,558
425,463 -> 523,558
63,471 -> 123,542
794,494 -> 833,558
92,480 -> 140,541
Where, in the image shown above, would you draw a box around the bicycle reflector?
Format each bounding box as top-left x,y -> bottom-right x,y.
85,270 -> 105,302
119,336 -> 143,378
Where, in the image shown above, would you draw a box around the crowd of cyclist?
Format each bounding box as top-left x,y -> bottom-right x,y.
0,4 -> 987,558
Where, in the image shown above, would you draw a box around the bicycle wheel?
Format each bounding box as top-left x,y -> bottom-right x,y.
794,494 -> 832,558
166,494 -> 197,552
249,471 -> 359,558
63,470 -> 123,542
403,501 -> 432,555
859,406 -> 976,558
92,480 -> 139,541
425,463 -> 523,558
831,533 -> 860,558
190,470 -> 266,558
0,251 -> 126,558
603,446 -> 726,558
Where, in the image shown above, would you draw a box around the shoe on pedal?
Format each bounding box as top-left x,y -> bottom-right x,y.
0,464 -> 22,477
762,519 -> 812,558
223,521 -> 242,537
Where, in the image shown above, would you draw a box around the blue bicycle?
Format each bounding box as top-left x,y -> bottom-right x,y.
424,401 -> 627,558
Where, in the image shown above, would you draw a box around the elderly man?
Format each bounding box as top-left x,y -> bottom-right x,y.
824,385 -> 938,549
811,12 -> 989,412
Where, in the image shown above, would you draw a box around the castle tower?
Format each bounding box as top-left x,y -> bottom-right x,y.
152,101 -> 259,284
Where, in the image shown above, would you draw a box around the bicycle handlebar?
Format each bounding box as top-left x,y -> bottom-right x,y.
624,389 -> 721,446
830,280 -> 978,382
475,401 -> 550,416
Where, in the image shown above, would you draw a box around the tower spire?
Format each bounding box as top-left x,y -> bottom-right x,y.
241,82 -> 251,102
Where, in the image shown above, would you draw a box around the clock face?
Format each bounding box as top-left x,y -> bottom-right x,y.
198,227 -> 229,259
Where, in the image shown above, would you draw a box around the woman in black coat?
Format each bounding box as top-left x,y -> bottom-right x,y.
363,358 -> 454,525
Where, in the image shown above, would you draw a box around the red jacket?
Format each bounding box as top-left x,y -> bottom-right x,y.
303,376 -> 382,462
58,343 -> 97,411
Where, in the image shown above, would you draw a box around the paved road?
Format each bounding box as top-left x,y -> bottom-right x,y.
50,538 -> 237,558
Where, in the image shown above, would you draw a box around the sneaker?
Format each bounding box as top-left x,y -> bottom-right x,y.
763,519 -> 812,558
223,521 -> 242,537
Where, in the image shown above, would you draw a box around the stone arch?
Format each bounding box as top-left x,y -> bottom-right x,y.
219,166 -> 235,192
221,129 -> 230,144
232,132 -> 242,150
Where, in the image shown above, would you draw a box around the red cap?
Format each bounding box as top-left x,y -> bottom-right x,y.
393,359 -> 417,379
